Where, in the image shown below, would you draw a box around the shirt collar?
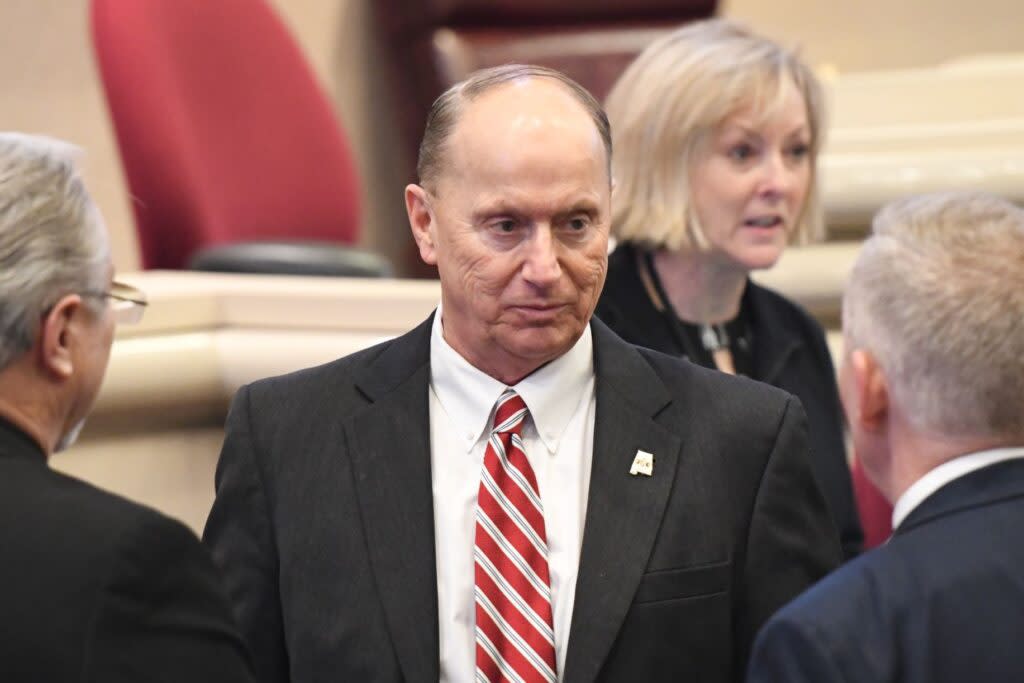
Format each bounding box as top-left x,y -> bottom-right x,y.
429,304 -> 595,454
892,446 -> 1024,529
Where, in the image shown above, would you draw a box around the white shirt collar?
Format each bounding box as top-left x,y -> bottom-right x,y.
891,446 -> 1024,529
429,305 -> 595,454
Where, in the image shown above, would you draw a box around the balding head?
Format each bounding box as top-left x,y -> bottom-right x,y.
416,64 -> 612,193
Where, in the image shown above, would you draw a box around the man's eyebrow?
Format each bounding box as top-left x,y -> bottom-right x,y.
471,201 -> 523,221
554,200 -> 600,220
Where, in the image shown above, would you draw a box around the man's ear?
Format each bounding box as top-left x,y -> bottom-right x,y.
405,183 -> 438,266
38,294 -> 81,380
849,349 -> 889,432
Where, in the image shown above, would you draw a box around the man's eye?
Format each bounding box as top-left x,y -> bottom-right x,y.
493,220 -> 516,233
568,217 -> 589,231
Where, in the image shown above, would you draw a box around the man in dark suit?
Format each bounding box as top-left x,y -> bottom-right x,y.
0,133 -> 254,683
204,64 -> 841,683
747,192 -> 1024,682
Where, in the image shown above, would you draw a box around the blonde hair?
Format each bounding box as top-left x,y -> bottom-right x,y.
844,192 -> 1024,441
606,18 -> 824,251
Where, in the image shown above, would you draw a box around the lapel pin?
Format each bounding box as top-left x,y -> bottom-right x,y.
629,450 -> 654,477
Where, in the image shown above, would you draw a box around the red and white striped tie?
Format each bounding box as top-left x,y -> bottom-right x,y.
474,389 -> 557,683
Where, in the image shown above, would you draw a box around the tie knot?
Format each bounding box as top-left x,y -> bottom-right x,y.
492,390 -> 528,436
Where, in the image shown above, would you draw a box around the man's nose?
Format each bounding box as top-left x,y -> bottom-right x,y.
521,226 -> 561,285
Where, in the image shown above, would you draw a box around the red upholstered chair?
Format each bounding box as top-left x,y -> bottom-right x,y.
91,0 -> 390,276
851,455 -> 894,549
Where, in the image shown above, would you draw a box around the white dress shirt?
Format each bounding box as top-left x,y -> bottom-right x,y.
428,308 -> 596,683
892,446 -> 1024,529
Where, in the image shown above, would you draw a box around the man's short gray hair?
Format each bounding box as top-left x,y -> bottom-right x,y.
416,64 -> 612,191
844,192 -> 1024,440
0,133 -> 109,371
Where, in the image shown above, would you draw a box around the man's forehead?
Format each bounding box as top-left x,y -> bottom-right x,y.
437,78 -> 607,184
456,79 -> 599,144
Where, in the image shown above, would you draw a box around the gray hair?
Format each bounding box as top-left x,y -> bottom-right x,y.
843,192 -> 1024,441
0,133 -> 109,371
416,64 -> 612,191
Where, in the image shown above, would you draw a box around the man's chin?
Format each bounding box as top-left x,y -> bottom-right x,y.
55,419 -> 86,453
506,327 -> 581,362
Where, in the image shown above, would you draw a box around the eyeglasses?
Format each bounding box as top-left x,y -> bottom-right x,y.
82,280 -> 149,324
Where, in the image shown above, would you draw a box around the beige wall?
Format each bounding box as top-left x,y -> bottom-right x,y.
1,0 -> 1020,275
723,0 -> 1023,73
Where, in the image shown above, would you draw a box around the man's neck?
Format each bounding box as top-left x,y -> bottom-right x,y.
0,368 -> 58,457
886,424 -> 1017,503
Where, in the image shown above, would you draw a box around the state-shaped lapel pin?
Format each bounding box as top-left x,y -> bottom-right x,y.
629,450 -> 654,476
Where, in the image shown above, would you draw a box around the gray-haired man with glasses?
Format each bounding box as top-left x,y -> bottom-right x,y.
0,133 -> 253,682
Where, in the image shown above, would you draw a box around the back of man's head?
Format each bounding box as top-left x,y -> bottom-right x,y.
844,191 -> 1024,444
0,133 -> 109,373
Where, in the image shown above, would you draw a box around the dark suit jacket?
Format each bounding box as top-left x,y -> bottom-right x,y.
203,314 -> 842,682
747,457 -> 1024,683
597,244 -> 863,559
0,418 -> 254,683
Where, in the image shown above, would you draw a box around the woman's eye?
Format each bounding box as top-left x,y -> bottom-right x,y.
727,144 -> 756,162
788,143 -> 811,159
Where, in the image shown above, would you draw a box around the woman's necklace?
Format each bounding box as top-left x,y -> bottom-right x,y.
638,249 -> 740,375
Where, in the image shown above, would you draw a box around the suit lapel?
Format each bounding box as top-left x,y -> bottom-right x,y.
346,315 -> 440,683
563,320 -> 683,683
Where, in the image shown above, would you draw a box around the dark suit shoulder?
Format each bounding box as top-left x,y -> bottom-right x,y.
243,314 -> 435,416
749,550 -> 898,682
756,502 -> 1024,683
88,509 -> 254,682
0,463 -> 250,682
634,342 -> 796,424
245,333 -> 393,403
2,461 -> 186,550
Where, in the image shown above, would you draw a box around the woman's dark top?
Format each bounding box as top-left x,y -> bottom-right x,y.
596,243 -> 863,559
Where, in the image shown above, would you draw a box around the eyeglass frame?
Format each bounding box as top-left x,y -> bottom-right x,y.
80,280 -> 149,324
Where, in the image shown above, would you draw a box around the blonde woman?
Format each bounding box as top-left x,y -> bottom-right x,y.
596,19 -> 862,558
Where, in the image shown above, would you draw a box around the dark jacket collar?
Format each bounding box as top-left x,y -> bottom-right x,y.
743,282 -> 804,385
896,457 -> 1024,535
0,414 -> 47,463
